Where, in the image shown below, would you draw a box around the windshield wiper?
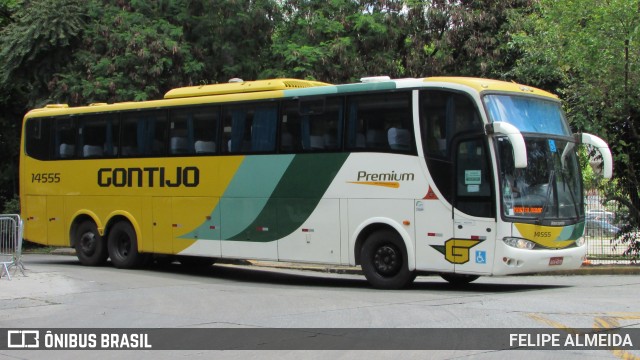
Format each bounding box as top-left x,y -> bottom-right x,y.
537,170 -> 555,224
557,144 -> 581,221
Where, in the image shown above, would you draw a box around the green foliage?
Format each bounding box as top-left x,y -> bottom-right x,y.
50,0 -> 193,104
402,0 -> 534,79
0,0 -> 86,106
513,0 -> 640,208
47,0 -> 279,105
269,0 -> 364,81
1,196 -> 19,214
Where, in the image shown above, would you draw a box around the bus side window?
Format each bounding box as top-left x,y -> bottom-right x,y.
54,118 -> 77,159
170,106 -> 220,155
193,107 -> 219,154
78,115 -> 119,158
280,101 -> 302,152
224,103 -> 277,154
455,138 -> 494,218
280,97 -> 343,153
421,91 -> 483,158
346,92 -> 414,153
421,90 -> 486,203
25,118 -> 51,161
169,108 -> 218,155
120,110 -> 168,157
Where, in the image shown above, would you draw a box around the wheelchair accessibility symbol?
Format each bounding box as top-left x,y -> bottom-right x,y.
475,250 -> 486,264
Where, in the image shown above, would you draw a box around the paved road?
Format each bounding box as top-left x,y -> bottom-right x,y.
1,254 -> 639,359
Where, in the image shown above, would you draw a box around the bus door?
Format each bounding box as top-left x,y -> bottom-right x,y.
452,137 -> 496,274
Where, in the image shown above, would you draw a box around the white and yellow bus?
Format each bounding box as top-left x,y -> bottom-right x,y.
19,76 -> 613,289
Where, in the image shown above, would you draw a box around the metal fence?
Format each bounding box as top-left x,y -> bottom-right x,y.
0,214 -> 25,279
584,188 -> 639,265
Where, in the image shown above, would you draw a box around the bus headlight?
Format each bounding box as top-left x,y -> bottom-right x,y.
503,237 -> 536,250
575,237 -> 586,247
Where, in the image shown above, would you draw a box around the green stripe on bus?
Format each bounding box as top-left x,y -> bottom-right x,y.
179,155 -> 295,241
227,153 -> 349,242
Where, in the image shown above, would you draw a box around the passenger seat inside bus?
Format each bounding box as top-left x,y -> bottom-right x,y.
387,128 -> 410,150
195,140 -> 215,154
170,136 -> 189,154
83,144 -> 103,157
59,144 -> 75,158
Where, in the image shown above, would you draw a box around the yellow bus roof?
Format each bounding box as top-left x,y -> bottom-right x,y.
424,77 -> 558,99
163,78 -> 332,99
25,76 -> 559,118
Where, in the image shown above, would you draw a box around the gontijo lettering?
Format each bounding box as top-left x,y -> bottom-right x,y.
98,167 -> 199,188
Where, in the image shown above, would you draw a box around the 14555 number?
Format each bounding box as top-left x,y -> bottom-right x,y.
31,173 -> 61,183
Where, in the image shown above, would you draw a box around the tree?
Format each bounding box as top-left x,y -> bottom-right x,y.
0,0 -> 86,209
48,0 -> 280,105
50,0 -> 199,104
403,0 -> 534,79
512,0 -> 640,255
184,0 -> 280,83
0,0 -> 86,107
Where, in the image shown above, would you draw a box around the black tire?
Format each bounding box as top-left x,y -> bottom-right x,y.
107,221 -> 146,269
75,221 -> 108,266
440,273 -> 480,286
360,230 -> 415,289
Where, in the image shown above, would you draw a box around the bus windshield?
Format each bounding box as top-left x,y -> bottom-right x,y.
485,95 -> 583,221
484,94 -> 571,136
496,137 -> 583,221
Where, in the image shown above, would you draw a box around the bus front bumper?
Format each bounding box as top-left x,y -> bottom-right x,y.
492,240 -> 588,276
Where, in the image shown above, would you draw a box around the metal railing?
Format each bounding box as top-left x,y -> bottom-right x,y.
0,214 -> 25,279
584,189 -> 639,265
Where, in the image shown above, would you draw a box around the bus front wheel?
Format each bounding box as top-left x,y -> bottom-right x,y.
360,230 -> 415,289
107,221 -> 146,269
75,221 -> 108,266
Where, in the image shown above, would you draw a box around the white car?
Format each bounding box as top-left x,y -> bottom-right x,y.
586,209 -> 614,221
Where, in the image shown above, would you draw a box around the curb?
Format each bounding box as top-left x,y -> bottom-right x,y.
46,248 -> 640,276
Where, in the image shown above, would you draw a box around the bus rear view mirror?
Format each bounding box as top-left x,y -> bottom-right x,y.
578,133 -> 613,179
486,122 -> 528,169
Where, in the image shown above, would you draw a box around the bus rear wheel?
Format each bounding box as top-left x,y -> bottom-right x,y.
361,230 -> 415,289
107,221 -> 146,269
75,221 -> 108,266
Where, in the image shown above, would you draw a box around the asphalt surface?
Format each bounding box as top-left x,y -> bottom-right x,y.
3,251 -> 640,359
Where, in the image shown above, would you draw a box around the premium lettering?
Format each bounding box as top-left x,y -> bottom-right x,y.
97,167 -> 199,188
357,170 -> 415,182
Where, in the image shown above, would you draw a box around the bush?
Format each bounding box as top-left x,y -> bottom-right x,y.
1,196 -> 19,214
